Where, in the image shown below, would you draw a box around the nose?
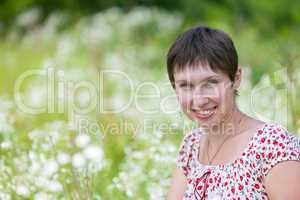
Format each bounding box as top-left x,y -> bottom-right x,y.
192,93 -> 209,108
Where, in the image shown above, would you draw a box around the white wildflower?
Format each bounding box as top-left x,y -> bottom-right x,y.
46,181 -> 63,193
42,160 -> 59,177
56,152 -> 70,165
26,86 -> 47,108
0,192 -> 10,200
35,177 -> 48,188
75,134 -> 90,148
76,89 -> 93,108
28,130 -> 47,140
0,112 -> 14,133
72,153 -> 86,168
34,192 -> 53,200
0,112 -> 5,121
16,184 -> 30,197
48,131 -> 60,144
41,143 -> 52,151
1,141 -> 12,149
56,36 -> 75,63
83,145 -> 103,162
16,7 -> 41,27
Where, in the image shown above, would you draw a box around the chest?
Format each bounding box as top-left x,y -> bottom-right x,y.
185,165 -> 268,200
197,131 -> 255,166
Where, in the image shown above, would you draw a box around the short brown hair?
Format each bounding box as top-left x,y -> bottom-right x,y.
167,26 -> 238,89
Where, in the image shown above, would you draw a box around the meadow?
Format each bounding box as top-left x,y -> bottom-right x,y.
0,6 -> 300,200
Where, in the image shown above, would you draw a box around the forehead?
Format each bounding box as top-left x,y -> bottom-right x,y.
174,63 -> 225,82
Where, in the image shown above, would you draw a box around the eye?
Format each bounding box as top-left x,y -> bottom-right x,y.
179,83 -> 193,90
207,79 -> 219,84
203,80 -> 219,87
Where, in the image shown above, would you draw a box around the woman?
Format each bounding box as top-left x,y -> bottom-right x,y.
166,26 -> 300,199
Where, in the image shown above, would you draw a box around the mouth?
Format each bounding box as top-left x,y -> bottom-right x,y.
193,106 -> 218,120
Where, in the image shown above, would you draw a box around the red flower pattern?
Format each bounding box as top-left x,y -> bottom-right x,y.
176,123 -> 300,199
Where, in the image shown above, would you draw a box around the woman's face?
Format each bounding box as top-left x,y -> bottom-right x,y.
174,63 -> 241,128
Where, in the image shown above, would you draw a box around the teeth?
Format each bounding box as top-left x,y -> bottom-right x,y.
200,110 -> 212,115
196,107 -> 216,116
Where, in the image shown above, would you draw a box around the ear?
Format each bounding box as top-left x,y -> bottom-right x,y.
232,66 -> 242,90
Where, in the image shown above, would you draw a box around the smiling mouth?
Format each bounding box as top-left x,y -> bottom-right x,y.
193,106 -> 217,120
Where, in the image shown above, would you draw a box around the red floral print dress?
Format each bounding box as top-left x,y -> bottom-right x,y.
176,123 -> 300,199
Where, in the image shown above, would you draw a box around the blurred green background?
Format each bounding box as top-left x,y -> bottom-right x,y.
0,0 -> 300,199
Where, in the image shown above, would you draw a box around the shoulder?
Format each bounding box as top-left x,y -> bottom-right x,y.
176,128 -> 203,176
255,123 -> 300,157
177,128 -> 202,155
180,128 -> 202,146
256,123 -> 300,197
253,123 -> 300,198
178,128 -> 204,155
249,123 -> 300,177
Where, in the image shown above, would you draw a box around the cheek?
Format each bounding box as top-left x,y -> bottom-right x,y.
176,91 -> 192,109
215,87 -> 234,114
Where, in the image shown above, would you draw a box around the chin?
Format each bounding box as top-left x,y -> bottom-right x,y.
195,115 -> 223,128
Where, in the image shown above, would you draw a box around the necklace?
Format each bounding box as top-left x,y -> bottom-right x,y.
206,116 -> 248,165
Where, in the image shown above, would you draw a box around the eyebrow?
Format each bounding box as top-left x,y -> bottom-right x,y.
175,75 -> 220,84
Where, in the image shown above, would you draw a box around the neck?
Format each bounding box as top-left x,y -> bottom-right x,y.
200,106 -> 248,145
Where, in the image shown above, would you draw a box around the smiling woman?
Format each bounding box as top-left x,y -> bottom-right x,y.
166,26 -> 300,200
